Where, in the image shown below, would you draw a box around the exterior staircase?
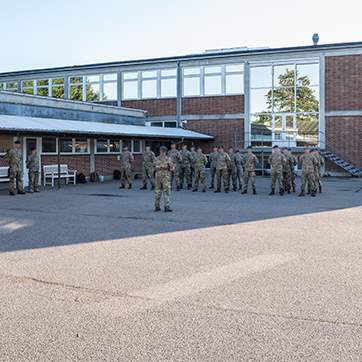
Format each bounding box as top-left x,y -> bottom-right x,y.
321,149 -> 362,177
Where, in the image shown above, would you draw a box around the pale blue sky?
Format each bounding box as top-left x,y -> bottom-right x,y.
1,0 -> 361,72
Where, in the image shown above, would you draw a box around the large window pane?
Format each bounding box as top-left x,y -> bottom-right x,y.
70,85 -> 83,101
250,66 -> 272,88
86,75 -> 99,83
183,67 -> 200,76
142,70 -> 157,78
204,75 -> 222,95
37,87 -> 49,97
123,81 -> 138,99
296,86 -> 319,113
87,83 -> 100,101
226,73 -> 244,94
133,140 -> 141,153
142,79 -> 157,98
204,66 -> 222,74
37,79 -> 49,87
103,73 -> 117,81
183,77 -> 200,96
103,82 -> 117,100
296,114 -> 319,146
274,65 -> 295,87
250,88 -> 272,113
297,63 -> 319,86
251,114 -> 272,146
161,78 -> 176,97
273,86 -> 295,113
226,64 -> 244,73
52,86 -> 64,98
123,72 -> 138,80
109,139 -> 120,153
59,139 -> 73,153
161,69 -> 176,77
122,140 -> 132,150
96,139 -> 108,153
164,121 -> 177,128
42,137 -> 57,153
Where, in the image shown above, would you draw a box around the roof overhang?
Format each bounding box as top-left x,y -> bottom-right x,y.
0,114 -> 213,140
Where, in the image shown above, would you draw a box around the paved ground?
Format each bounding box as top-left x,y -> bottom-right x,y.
0,177 -> 361,361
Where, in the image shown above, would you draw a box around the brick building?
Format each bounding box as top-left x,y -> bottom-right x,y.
0,39 -> 361,178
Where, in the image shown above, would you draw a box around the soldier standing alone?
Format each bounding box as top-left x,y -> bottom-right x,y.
268,145 -> 285,196
7,140 -> 25,196
154,146 -> 174,212
208,147 -> 218,189
119,146 -> 134,189
241,146 -> 258,195
192,147 -> 208,192
27,147 -> 40,193
140,145 -> 155,190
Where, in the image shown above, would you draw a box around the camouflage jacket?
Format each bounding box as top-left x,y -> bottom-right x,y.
228,152 -> 238,171
193,153 -> 208,170
243,153 -> 258,172
26,153 -> 40,172
300,153 -> 317,173
234,152 -> 243,169
167,149 -> 182,166
180,149 -> 192,166
6,148 -> 22,171
209,152 -> 218,168
120,151 -> 134,169
215,152 -> 231,170
154,156 -> 175,176
268,152 -> 286,172
190,151 -> 197,167
142,150 -> 155,166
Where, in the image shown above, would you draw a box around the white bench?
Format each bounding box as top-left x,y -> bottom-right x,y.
0,166 -> 9,182
43,164 -> 77,187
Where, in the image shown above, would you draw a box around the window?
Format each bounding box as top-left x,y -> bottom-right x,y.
103,74 -> 117,101
123,72 -> 139,100
59,138 -> 73,153
204,66 -> 222,95
69,77 -> 83,101
86,75 -> 101,102
150,122 -> 163,127
74,139 -> 89,153
22,80 -> 34,95
132,140 -> 142,153
96,139 -> 108,153
122,139 -> 132,150
149,120 -> 177,128
4,81 -> 18,92
109,139 -> 120,153
42,137 -> 57,153
37,79 -> 49,97
164,121 -> 177,128
225,64 -> 244,95
183,67 -> 201,96
142,79 -> 157,98
51,78 -> 65,99
160,68 -> 177,97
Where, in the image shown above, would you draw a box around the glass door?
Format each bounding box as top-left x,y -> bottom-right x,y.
272,113 -> 296,148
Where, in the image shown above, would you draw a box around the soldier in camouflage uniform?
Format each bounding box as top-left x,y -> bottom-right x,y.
268,145 -> 285,196
167,143 -> 182,191
140,145 -> 155,190
154,146 -> 175,212
298,148 -> 317,197
179,144 -> 193,190
312,149 -> 325,193
192,147 -> 208,192
227,147 -> 238,192
190,146 -> 197,187
235,149 -> 243,190
26,147 -> 40,193
215,146 -> 231,193
119,146 -> 134,189
208,147 -> 218,189
241,146 -> 258,195
6,140 -> 25,196
281,147 -> 294,194
288,148 -> 298,192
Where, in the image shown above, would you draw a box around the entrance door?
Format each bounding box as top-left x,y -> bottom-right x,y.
272,113 -> 296,148
23,137 -> 39,187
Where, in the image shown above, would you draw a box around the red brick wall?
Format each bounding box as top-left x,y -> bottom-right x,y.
182,95 -> 244,115
122,99 -> 177,116
326,55 -> 362,111
95,154 -> 142,176
41,155 -> 91,176
186,119 -> 244,153
326,116 -> 362,168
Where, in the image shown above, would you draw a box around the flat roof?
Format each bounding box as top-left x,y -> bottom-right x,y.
0,114 -> 213,140
1,41 -> 362,77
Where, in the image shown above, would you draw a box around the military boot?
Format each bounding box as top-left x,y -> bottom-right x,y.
187,184 -> 192,190
18,190 -> 26,195
241,190 -> 247,194
233,186 -> 237,192
9,191 -> 15,196
298,191 -> 305,197
311,192 -> 316,197
164,206 -> 173,212
154,206 -> 161,212
225,188 -> 229,194
319,184 -> 322,193
202,188 -> 206,192
128,184 -> 132,189
119,184 -> 125,189
269,189 -> 275,196
253,188 -> 256,195
192,188 -> 198,192
214,188 -> 221,193
279,190 -> 284,196
292,186 -> 296,192
209,185 -> 214,189
140,185 -> 147,190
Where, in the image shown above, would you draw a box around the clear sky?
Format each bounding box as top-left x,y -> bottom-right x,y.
1,0 -> 361,73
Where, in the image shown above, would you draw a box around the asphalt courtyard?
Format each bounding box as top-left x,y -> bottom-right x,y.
0,177 -> 361,361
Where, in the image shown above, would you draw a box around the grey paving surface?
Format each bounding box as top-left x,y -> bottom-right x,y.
0,177 -> 361,361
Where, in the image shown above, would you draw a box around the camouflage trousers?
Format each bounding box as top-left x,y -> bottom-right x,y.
9,169 -> 24,194
170,167 -> 180,189
216,168 -> 229,191
142,165 -> 154,187
194,166 -> 206,191
236,165 -> 243,189
283,171 -> 292,192
271,169 -> 283,191
228,167 -> 238,190
154,173 -> 171,208
301,171 -> 316,193
179,164 -> 192,187
28,171 -> 40,192
120,167 -> 133,186
209,166 -> 216,187
290,171 -> 296,191
242,171 -> 256,192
